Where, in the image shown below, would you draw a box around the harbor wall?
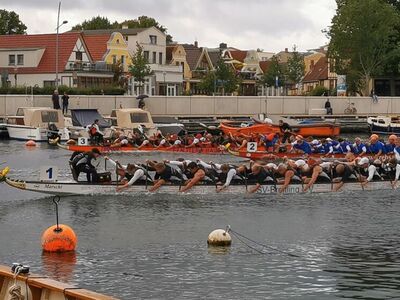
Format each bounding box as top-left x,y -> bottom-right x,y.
1,95 -> 400,117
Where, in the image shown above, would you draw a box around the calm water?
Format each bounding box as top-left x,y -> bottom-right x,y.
1,141 -> 400,299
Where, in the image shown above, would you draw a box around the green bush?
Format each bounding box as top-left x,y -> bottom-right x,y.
308,85 -> 329,96
0,85 -> 125,95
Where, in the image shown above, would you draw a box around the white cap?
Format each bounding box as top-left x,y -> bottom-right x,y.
294,160 -> 307,168
326,138 -> 333,142
311,139 -> 319,145
266,163 -> 278,170
358,157 -> 370,166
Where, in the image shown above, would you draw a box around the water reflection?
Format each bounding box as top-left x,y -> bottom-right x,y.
42,251 -> 77,283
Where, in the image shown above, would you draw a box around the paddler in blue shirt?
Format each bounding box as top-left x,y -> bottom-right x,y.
352,137 -> 367,156
385,134 -> 397,154
368,134 -> 386,158
292,135 -> 312,154
337,138 -> 352,154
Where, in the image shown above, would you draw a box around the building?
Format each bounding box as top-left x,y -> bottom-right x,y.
81,27 -> 183,96
0,32 -> 114,88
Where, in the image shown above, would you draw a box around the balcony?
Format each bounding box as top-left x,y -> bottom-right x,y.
65,62 -> 113,73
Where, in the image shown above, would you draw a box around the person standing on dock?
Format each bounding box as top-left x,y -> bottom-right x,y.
51,90 -> 60,110
61,92 -> 69,115
324,98 -> 333,115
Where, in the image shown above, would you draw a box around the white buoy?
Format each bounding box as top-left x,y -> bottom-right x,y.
207,229 -> 232,246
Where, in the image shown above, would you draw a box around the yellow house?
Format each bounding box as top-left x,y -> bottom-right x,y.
83,31 -> 132,72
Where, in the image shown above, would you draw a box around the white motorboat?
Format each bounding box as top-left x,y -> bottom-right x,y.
5,107 -> 69,141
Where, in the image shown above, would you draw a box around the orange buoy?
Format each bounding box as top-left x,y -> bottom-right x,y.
66,139 -> 76,145
41,224 -> 77,252
25,140 -> 36,147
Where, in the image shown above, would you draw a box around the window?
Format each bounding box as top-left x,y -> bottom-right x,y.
159,52 -> 163,64
152,52 -> 156,64
41,111 -> 59,123
144,51 -> 149,62
8,54 -> 15,65
112,55 -> 117,65
121,55 -> 125,66
76,51 -> 82,61
43,80 -> 56,87
149,35 -> 157,45
181,62 -> 184,74
130,113 -> 149,123
17,54 -> 24,65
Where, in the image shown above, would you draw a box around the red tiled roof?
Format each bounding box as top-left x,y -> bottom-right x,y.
0,32 -> 81,74
259,61 -> 272,73
82,33 -> 110,61
302,57 -> 328,83
230,50 -> 247,62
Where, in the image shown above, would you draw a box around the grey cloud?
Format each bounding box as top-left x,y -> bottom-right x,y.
1,0 -> 335,51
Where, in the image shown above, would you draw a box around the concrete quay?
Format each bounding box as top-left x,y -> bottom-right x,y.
1,95 -> 399,117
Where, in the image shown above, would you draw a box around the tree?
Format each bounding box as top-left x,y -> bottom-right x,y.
327,0 -> 400,95
0,9 -> 27,35
72,16 -> 119,30
259,56 -> 286,87
286,45 -> 305,85
121,16 -> 173,43
199,60 -> 238,95
128,43 -> 152,94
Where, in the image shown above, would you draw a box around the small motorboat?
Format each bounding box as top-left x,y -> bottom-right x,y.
64,109 -> 111,139
220,120 -> 340,138
367,116 -> 400,135
5,107 -> 70,141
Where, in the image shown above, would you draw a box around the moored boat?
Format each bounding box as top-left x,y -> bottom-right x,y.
4,177 -> 396,196
367,116 -> 400,135
220,121 -> 340,138
5,107 -> 70,141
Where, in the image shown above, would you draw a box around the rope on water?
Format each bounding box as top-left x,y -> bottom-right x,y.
226,226 -> 301,258
9,266 -> 24,300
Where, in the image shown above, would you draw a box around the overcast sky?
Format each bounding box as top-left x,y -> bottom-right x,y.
1,0 -> 337,52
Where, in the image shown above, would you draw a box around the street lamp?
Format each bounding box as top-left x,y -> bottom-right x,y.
55,1 -> 68,88
162,71 -> 166,96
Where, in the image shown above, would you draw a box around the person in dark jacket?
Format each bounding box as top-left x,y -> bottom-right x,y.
62,92 -> 69,115
52,90 -> 60,109
70,148 -> 101,182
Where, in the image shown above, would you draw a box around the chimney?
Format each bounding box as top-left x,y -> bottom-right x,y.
219,43 -> 227,50
285,48 -> 288,53
122,24 -> 128,29
194,40 -> 198,48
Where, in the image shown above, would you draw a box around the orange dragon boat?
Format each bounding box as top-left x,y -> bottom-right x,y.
58,143 -> 226,154
220,121 -> 340,138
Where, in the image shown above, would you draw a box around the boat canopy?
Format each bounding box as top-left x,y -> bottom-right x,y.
111,108 -> 156,129
14,107 -> 65,128
71,109 -> 109,128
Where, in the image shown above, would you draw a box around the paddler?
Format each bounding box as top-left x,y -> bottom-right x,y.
216,164 -> 242,192
70,148 -> 101,182
352,137 -> 367,156
147,160 -> 184,192
385,134 -> 397,154
180,162 -> 206,192
247,164 -> 270,194
115,164 -> 148,192
291,135 -> 312,154
368,134 -> 386,158
356,157 -> 381,187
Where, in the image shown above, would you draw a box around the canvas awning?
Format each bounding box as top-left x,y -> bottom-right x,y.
70,109 -> 109,128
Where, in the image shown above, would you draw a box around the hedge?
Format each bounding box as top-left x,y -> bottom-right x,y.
0,85 -> 126,95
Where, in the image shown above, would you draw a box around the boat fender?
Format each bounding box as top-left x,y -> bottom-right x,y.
42,224 -> 77,252
207,229 -> 232,247
25,140 -> 36,147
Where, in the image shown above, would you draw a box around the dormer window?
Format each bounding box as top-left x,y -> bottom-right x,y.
149,35 -> 157,45
116,39 -> 120,44
76,51 -> 82,61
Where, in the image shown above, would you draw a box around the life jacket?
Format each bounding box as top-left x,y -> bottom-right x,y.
89,124 -> 97,135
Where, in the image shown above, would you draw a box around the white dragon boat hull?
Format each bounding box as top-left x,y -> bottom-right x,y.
5,178 -> 397,196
